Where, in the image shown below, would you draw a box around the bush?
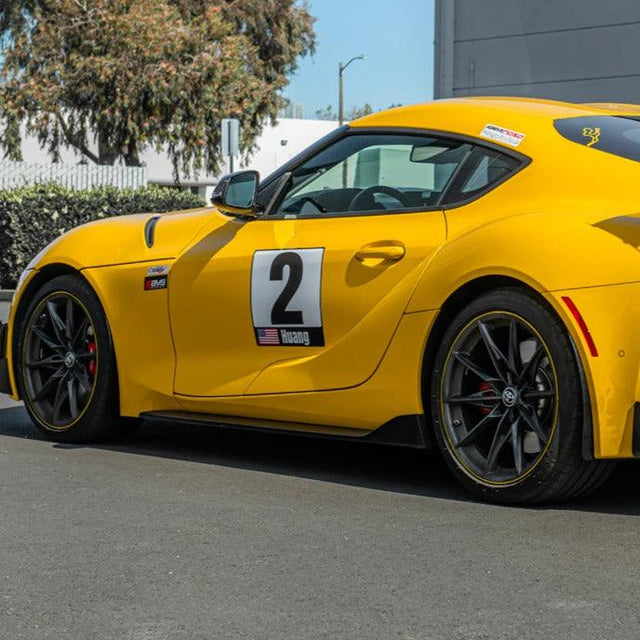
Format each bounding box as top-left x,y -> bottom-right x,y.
0,184 -> 206,288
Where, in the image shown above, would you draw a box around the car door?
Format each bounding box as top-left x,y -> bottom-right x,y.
169,131 -> 470,397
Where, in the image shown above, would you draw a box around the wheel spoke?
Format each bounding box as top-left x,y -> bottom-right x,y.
518,403 -> 549,445
478,321 -> 509,383
46,300 -> 68,347
74,352 -> 95,361
517,345 -> 545,386
52,373 -> 70,423
452,352 -> 500,385
25,355 -> 65,369
30,368 -> 65,402
521,389 -> 554,401
72,315 -> 89,349
456,405 -> 503,448
484,411 -> 510,473
510,415 -> 523,476
67,378 -> 79,418
507,318 -> 522,374
445,390 -> 501,406
64,297 -> 75,342
31,325 -> 64,351
74,366 -> 92,396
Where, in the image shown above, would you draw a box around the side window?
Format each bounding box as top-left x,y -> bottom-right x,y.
441,147 -> 521,206
274,134 -> 471,216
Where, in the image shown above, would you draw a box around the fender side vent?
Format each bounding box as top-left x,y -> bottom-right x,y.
144,216 -> 161,248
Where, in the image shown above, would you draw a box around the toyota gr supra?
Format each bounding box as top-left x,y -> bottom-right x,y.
5,96 -> 640,503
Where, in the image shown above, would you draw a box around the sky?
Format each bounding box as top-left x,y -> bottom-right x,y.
285,0 -> 435,119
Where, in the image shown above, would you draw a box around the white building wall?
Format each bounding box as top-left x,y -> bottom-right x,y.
15,118 -> 340,199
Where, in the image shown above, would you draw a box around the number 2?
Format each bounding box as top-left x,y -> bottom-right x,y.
270,252 -> 303,325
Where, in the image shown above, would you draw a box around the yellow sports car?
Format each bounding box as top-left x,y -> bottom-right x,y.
4,96 -> 640,504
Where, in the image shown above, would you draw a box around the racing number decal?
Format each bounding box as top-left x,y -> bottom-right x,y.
270,252 -> 304,325
251,248 -> 325,347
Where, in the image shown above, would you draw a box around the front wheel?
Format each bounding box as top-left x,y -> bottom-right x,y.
429,288 -> 614,504
17,274 -> 138,443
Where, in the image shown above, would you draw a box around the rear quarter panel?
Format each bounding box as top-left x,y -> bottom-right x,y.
409,203 -> 640,459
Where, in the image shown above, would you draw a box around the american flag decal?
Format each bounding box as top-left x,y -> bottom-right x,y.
256,328 -> 281,346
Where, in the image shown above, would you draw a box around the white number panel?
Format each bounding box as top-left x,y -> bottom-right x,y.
251,248 -> 324,347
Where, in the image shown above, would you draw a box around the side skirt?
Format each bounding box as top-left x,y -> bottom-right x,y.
140,411 -> 429,449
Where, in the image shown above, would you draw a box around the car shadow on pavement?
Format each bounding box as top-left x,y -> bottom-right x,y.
1,405 -> 639,515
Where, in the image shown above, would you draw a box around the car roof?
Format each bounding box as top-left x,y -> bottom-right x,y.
349,97 -> 640,156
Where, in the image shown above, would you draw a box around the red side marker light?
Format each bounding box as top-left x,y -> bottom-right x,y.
561,296 -> 599,357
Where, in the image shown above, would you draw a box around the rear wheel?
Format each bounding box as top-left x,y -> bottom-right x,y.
17,274 -> 138,442
430,288 -> 614,504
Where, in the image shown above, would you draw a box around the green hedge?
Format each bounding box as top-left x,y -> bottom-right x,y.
0,184 -> 206,288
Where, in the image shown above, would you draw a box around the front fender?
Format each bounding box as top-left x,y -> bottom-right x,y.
5,206 -> 225,404
30,207 -> 218,272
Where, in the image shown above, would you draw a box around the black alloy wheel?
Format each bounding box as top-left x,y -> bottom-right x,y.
22,292 -> 98,429
440,312 -> 557,484
430,288 -> 615,504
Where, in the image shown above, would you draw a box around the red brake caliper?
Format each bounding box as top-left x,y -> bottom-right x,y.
478,382 -> 492,415
88,341 -> 97,377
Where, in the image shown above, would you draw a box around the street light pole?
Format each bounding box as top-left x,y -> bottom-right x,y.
339,65 -> 344,126
338,55 -> 365,126
338,55 -> 365,187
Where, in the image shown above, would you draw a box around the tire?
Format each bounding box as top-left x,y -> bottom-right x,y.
16,274 -> 139,443
429,287 -> 614,505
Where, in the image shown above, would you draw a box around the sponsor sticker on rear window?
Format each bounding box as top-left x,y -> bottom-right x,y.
480,124 -> 526,148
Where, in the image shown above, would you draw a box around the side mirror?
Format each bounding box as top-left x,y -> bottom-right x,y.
211,170 -> 261,218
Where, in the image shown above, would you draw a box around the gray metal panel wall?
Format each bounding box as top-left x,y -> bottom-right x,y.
435,0 -> 640,103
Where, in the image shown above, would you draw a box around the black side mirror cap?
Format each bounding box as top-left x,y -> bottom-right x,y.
211,170 -> 261,218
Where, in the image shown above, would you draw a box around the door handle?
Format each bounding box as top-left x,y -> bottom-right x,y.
355,242 -> 406,263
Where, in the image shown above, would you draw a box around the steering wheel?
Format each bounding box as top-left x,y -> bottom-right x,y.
348,185 -> 411,212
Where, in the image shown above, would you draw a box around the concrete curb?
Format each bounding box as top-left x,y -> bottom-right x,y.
0,291 -> 14,302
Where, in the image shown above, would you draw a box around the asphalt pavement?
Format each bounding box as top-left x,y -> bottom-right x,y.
2,405 -> 640,640
1,297 -> 640,639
